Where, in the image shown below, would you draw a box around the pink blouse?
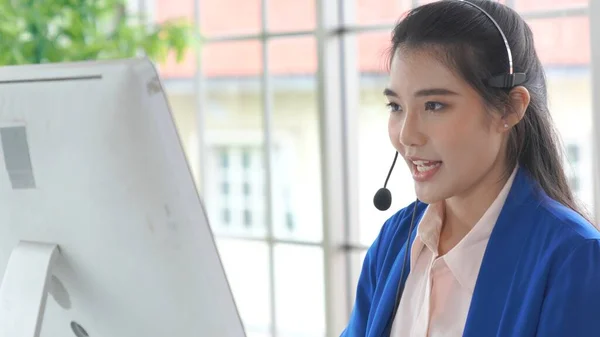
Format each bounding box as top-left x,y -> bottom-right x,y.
390,167 -> 517,336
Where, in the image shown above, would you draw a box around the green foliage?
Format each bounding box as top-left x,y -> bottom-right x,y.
0,0 -> 198,65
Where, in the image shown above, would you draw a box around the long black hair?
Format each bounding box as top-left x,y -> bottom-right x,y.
388,0 -> 592,223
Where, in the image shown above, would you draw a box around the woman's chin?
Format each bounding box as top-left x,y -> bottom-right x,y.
414,185 -> 447,205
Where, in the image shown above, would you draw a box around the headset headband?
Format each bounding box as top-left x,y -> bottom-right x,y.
457,0 -> 527,88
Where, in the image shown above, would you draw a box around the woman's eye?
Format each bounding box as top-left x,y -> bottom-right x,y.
425,101 -> 445,111
387,102 -> 402,113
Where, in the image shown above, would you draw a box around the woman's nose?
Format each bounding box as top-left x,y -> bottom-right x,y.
398,112 -> 426,147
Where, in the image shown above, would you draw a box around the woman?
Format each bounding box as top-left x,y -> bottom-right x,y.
342,1 -> 600,336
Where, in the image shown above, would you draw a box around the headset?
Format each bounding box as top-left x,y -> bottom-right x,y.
373,0 -> 527,334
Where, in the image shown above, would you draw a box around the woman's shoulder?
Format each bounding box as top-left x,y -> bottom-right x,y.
516,167 -> 598,244
524,195 -> 600,273
534,195 -> 599,244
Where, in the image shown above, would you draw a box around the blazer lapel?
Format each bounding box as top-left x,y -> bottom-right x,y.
370,210 -> 422,337
462,168 -> 541,337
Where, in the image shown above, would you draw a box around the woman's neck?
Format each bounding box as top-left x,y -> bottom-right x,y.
438,164 -> 513,255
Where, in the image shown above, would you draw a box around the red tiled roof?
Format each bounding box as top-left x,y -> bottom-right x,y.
156,0 -> 590,78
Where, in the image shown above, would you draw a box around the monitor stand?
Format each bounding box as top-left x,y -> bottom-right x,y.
0,241 -> 60,337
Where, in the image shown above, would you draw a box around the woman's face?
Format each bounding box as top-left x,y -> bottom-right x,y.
386,48 -> 509,204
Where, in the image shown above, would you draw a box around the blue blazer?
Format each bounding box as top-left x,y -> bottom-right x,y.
342,167 -> 600,337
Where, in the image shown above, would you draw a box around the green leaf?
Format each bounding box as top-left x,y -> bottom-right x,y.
0,0 -> 196,66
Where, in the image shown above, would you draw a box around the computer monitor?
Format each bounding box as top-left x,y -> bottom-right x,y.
0,58 -> 246,337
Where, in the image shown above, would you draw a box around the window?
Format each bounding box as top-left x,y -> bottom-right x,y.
567,144 -> 580,163
156,0 -> 599,336
564,142 -> 593,210
206,145 -> 267,235
223,208 -> 231,224
220,148 -> 230,168
565,143 -> 581,192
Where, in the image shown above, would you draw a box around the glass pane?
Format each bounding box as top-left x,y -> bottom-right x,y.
268,0 -> 315,32
273,244 -> 325,337
357,32 -> 415,246
528,17 -> 590,65
154,0 -> 193,25
528,16 -> 594,215
515,0 -> 588,11
154,3 -> 197,183
203,40 -> 263,77
200,0 -> 261,36
154,0 -> 196,92
355,0 -> 411,25
203,40 -> 268,238
216,239 -> 271,334
268,37 -> 322,243
165,91 -> 201,185
155,0 -> 199,183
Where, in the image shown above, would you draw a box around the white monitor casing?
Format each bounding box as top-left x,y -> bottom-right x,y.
0,58 -> 246,337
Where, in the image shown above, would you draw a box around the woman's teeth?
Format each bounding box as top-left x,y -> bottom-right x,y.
412,160 -> 442,172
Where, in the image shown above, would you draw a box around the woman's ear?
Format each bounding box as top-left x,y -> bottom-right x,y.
501,86 -> 530,130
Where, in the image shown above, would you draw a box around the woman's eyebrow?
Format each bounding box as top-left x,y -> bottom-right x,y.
383,88 -> 398,97
414,88 -> 459,97
383,87 -> 459,97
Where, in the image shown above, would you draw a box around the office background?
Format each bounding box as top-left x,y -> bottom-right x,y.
136,0 -> 598,336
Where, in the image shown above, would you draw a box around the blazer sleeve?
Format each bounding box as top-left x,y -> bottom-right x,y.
339,231 -> 383,337
536,239 -> 600,337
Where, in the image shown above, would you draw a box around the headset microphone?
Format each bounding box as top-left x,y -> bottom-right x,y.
373,151 -> 399,211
